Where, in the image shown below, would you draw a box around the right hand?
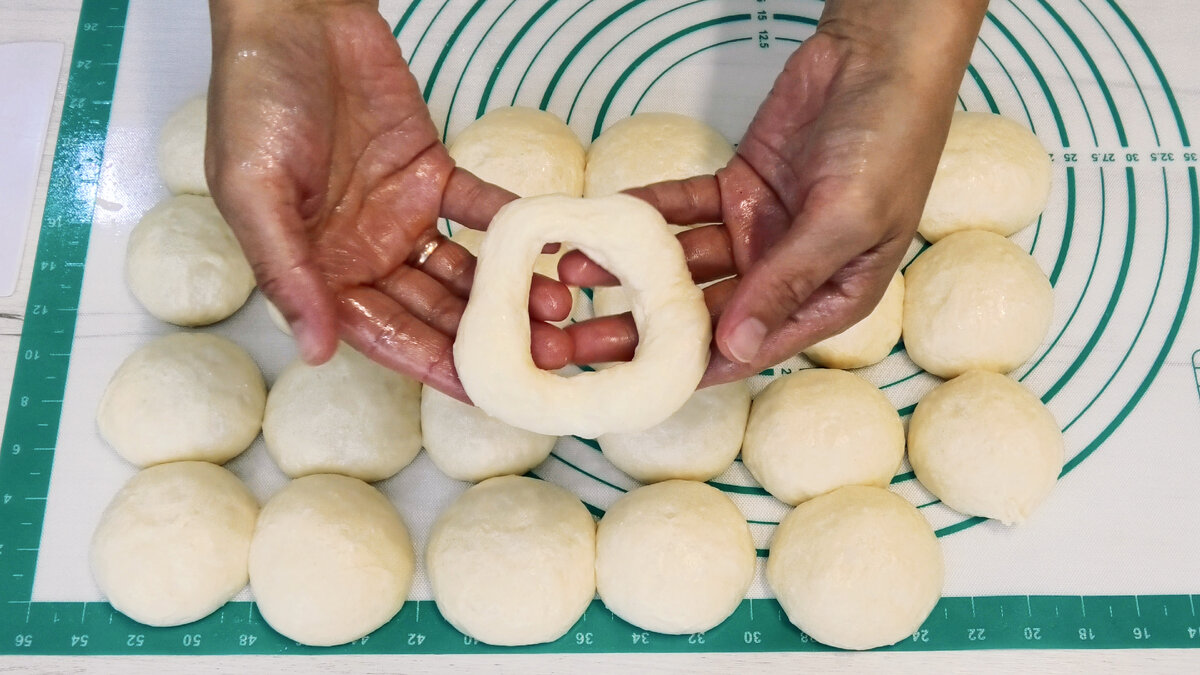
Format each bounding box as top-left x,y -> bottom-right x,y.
205,0 -> 572,400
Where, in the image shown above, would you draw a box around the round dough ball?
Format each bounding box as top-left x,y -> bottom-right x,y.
426,475 -> 595,646
421,385 -> 557,482
598,381 -> 749,483
908,370 -> 1063,524
585,113 -> 734,198
91,461 -> 258,626
97,332 -> 265,467
804,271 -> 904,369
903,229 -> 1053,379
742,369 -> 904,505
126,195 -> 255,326
263,344 -> 422,482
918,111 -> 1052,242
158,96 -> 210,195
249,474 -> 415,647
596,481 -> 754,634
448,106 -> 585,198
768,486 -> 943,650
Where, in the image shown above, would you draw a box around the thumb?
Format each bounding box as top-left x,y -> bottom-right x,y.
212,182 -> 339,365
716,198 -> 871,367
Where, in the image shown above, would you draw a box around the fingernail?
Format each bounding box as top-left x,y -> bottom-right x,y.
726,318 -> 767,364
294,320 -> 323,364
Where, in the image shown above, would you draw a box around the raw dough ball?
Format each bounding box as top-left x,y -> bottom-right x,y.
584,112 -> 734,198
903,230 -> 1054,379
421,385 -> 557,482
598,381 -> 750,483
804,271 -> 904,369
448,106 -> 585,198
767,485 -> 943,650
97,332 -> 265,467
595,480 -> 754,634
91,461 -> 258,626
126,194 -> 255,326
249,474 -> 415,647
908,370 -> 1063,524
158,96 -> 210,195
426,475 -> 596,646
263,344 -> 422,482
742,369 -> 904,505
918,111 -> 1052,242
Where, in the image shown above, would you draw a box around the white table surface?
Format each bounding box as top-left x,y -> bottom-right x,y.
2,0 -> 1199,672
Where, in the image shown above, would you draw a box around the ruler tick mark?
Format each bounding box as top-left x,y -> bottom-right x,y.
971,597 -> 976,618
1027,596 -> 1033,617
1190,595 -> 1196,616
1135,596 -> 1141,617
82,602 -> 87,623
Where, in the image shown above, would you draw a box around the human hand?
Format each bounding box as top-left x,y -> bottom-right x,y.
561,0 -> 987,386
206,0 -> 572,399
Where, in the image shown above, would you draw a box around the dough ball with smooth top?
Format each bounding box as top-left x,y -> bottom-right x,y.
263,344 -> 422,482
804,271 -> 904,369
598,381 -> 750,483
742,369 -> 905,505
448,106 -> 585,198
767,485 -> 943,650
91,462 -> 258,627
903,230 -> 1054,379
908,370 -> 1063,525
158,96 -> 209,195
919,111 -> 1052,242
97,332 -> 265,467
595,480 -> 755,634
584,112 -> 734,198
249,474 -> 415,647
126,194 -> 255,326
421,385 -> 557,483
426,475 -> 596,646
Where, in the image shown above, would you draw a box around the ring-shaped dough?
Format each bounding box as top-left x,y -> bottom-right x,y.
454,194 -> 710,438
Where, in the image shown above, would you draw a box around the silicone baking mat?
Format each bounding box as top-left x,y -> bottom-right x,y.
2,0 -> 1199,655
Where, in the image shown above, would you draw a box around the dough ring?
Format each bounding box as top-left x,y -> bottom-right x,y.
454,194 -> 710,438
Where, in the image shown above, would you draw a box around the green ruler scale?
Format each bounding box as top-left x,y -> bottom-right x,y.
3,0 -> 1200,656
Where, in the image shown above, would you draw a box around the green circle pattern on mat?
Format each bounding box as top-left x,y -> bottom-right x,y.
391,0 -> 1198,543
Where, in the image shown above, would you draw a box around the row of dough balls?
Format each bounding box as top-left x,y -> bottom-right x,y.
90,466 -> 745,647
92,464 -> 415,646
91,459 -> 954,652
89,459 -> 933,651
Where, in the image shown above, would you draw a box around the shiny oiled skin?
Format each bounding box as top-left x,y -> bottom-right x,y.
206,0 -> 988,397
